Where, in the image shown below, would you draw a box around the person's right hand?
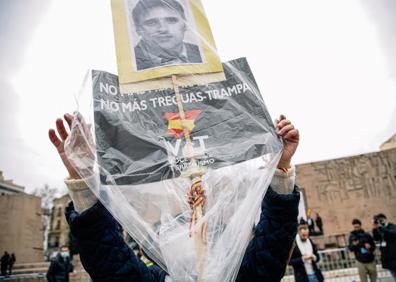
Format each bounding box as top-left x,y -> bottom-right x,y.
48,113 -> 94,179
49,114 -> 80,179
275,114 -> 299,169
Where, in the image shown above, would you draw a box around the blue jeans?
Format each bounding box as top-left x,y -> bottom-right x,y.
307,274 -> 320,282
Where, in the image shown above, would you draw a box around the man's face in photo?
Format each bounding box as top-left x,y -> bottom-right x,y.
137,6 -> 186,51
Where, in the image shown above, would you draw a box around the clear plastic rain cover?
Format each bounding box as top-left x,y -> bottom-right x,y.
65,0 -> 283,281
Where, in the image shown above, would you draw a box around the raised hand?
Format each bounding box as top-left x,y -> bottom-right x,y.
275,114 -> 300,169
49,113 -> 80,179
49,113 -> 94,179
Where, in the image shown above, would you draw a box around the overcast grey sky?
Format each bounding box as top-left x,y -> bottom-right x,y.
0,0 -> 395,193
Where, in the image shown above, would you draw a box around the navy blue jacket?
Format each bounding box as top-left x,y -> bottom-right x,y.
46,253 -> 74,282
65,186 -> 300,282
373,223 -> 396,270
348,229 -> 376,263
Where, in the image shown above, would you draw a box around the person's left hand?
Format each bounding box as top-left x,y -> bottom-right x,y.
276,114 -> 299,169
303,255 -> 313,261
308,254 -> 316,261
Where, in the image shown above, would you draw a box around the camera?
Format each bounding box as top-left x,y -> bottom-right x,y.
373,215 -> 379,225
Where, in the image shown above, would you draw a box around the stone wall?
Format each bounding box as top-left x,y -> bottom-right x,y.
296,148 -> 396,235
0,193 -> 44,263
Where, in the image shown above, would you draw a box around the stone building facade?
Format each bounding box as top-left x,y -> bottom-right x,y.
47,194 -> 71,253
380,133 -> 396,150
47,193 -> 134,253
296,147 -> 396,236
0,193 -> 44,263
0,171 -> 44,263
0,170 -> 24,195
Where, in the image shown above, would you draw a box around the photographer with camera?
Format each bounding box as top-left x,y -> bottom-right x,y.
373,214 -> 396,281
348,218 -> 377,282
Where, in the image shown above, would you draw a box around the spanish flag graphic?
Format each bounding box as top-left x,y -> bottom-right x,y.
163,110 -> 202,138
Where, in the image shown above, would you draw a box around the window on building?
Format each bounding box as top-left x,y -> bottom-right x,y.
55,220 -> 61,230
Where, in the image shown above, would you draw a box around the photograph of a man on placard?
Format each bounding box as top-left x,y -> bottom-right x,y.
127,0 -> 204,71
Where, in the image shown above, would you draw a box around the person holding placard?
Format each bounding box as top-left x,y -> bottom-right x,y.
49,113 -> 300,281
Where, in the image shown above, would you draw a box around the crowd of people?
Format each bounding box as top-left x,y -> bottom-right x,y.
348,213 -> 396,282
42,213 -> 395,282
287,213 -> 396,282
0,251 -> 16,276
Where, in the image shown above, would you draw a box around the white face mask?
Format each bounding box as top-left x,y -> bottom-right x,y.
60,251 -> 70,258
380,220 -> 388,226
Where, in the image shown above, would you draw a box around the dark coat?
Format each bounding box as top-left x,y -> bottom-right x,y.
134,41 -> 202,70
373,223 -> 396,270
289,238 -> 324,282
65,186 -> 300,282
315,216 -> 323,233
9,254 -> 15,266
348,229 -> 376,263
1,253 -> 10,275
46,253 -> 74,282
306,217 -> 315,234
235,187 -> 300,282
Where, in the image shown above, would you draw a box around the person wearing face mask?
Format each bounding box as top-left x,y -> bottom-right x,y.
46,245 -> 74,282
289,223 -> 324,282
373,213 -> 396,281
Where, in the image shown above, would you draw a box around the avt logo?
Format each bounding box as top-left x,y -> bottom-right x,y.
163,110 -> 209,158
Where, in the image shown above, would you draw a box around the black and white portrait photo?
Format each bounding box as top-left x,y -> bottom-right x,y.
112,0 -> 223,85
126,0 -> 204,71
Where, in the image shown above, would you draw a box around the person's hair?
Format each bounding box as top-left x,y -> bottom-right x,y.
298,223 -> 308,231
299,218 -> 307,225
132,0 -> 186,27
376,213 -> 387,220
352,218 -> 362,225
59,245 -> 69,250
